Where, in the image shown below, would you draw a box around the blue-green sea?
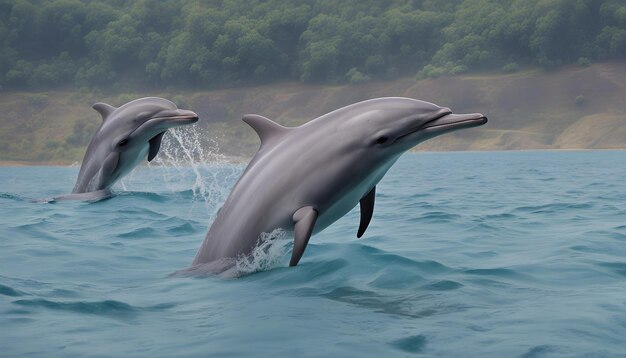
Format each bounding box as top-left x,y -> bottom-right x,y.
2,151 -> 626,357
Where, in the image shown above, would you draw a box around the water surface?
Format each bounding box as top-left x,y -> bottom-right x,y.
1,151 -> 626,357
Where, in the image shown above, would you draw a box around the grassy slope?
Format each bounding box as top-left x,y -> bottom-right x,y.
1,62 -> 625,163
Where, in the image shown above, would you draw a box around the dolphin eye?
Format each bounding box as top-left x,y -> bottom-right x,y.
118,139 -> 129,147
376,136 -> 388,144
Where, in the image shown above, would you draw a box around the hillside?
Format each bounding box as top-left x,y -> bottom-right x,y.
3,0 -> 624,90
0,62 -> 625,164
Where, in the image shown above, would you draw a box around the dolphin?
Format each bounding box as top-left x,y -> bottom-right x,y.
66,97 -> 198,201
190,97 -> 487,274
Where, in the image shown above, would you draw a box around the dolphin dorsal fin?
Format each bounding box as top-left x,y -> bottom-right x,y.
242,114 -> 289,148
92,102 -> 116,122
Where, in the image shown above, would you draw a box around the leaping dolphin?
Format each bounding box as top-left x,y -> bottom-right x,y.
190,97 -> 487,274
67,97 -> 198,200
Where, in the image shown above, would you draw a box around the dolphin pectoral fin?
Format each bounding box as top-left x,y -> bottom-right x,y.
290,206 -> 318,267
357,186 -> 376,238
148,131 -> 166,162
242,114 -> 289,149
98,152 -> 119,188
92,102 -> 116,121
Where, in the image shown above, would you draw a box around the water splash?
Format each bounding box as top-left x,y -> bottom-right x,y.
120,126 -> 242,217
170,229 -> 291,278
151,126 -> 219,201
234,229 -> 291,276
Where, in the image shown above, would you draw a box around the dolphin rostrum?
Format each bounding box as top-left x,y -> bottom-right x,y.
68,97 -> 198,200
190,97 -> 487,273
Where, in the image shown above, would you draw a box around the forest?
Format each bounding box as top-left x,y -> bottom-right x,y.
0,0 -> 625,90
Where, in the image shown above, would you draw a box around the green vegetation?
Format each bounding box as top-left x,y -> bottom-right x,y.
1,0 -> 625,90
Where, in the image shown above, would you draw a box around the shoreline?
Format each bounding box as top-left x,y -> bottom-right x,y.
0,160 -> 74,167
2,148 -> 624,166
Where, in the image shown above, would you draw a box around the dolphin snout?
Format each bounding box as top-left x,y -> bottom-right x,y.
423,112 -> 487,130
156,109 -> 199,123
175,109 -> 200,123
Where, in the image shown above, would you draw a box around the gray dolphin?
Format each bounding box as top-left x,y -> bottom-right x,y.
190,97 -> 487,273
66,97 -> 198,200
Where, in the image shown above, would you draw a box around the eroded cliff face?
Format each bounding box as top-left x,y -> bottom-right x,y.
1,62 -> 625,164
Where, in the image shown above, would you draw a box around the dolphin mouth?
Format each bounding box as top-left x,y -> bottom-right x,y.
395,112 -> 487,143
134,110 -> 199,135
127,110 -> 199,142
420,112 -> 488,132
150,110 -> 199,125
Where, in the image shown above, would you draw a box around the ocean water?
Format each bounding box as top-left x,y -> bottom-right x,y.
2,150 -> 626,357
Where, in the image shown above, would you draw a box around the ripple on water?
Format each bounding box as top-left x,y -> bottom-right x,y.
0,284 -> 24,297
595,262 -> 626,277
296,257 -> 349,278
514,202 -> 593,214
463,267 -> 533,282
322,286 -> 467,319
368,267 -> 425,289
11,298 -> 174,320
263,258 -> 349,287
3,152 -> 626,356
116,207 -> 168,218
350,244 -> 452,274
610,231 -> 626,241
118,191 -> 170,203
165,222 -> 198,235
0,192 -> 27,201
481,212 -> 518,220
118,227 -> 158,238
421,280 -> 464,291
516,345 -> 563,358
417,211 -> 461,223
389,334 -> 427,354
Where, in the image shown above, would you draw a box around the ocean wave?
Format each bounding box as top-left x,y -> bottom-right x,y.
366,267 -> 426,289
296,258 -> 351,280
390,335 -> 427,354
610,232 -> 626,241
118,227 -> 158,239
0,284 -> 24,297
165,222 -> 198,235
517,345 -> 560,358
595,262 -> 626,277
420,280 -> 464,291
349,244 -> 453,273
321,286 -> 468,318
11,298 -> 174,319
417,211 -> 461,222
463,267 -> 530,279
117,191 -> 171,203
4,152 -> 626,355
514,202 -> 594,214
481,212 -> 518,220
0,192 -> 28,201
